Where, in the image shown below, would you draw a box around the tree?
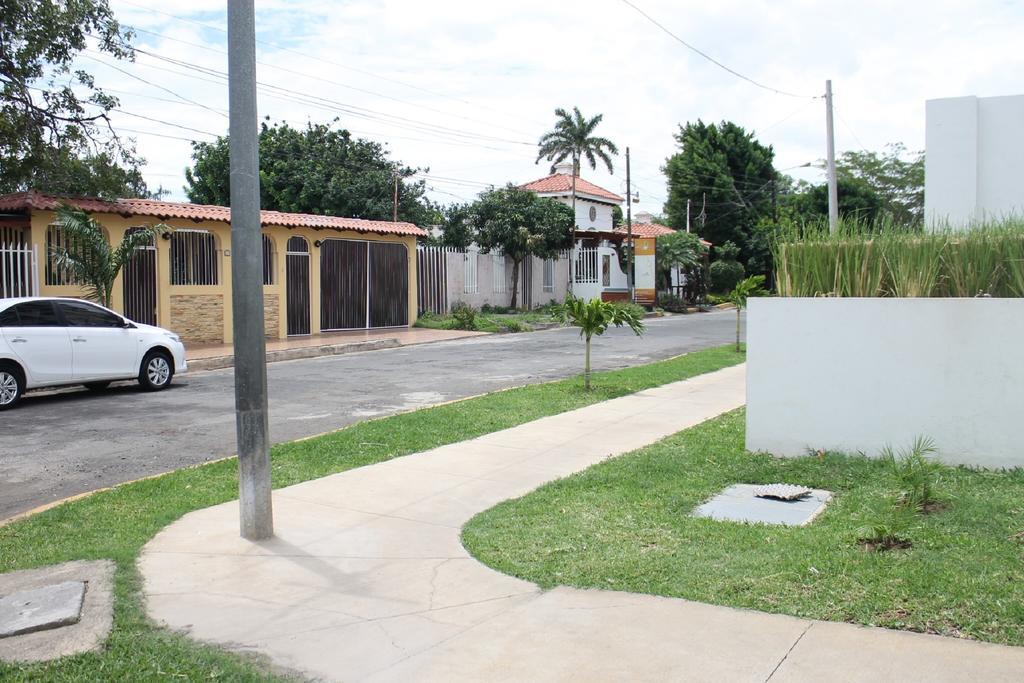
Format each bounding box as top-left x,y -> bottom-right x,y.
441,185 -> 574,308
709,240 -> 745,293
785,175 -> 884,225
50,205 -> 167,309
663,120 -> 776,273
0,0 -> 148,197
536,107 -> 619,283
185,120 -> 441,225
655,230 -> 707,290
9,149 -> 151,198
837,143 -> 924,227
553,297 -> 645,390
727,275 -> 767,351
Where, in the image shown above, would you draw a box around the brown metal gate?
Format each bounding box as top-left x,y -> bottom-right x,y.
286,236 -> 311,336
123,228 -> 158,325
369,242 -> 409,327
320,239 -> 408,330
320,239 -> 368,330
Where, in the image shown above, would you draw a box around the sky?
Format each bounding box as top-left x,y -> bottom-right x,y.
85,0 -> 1024,214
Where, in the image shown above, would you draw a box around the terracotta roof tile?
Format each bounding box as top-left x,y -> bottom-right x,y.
0,191 -> 426,237
614,222 -> 712,245
519,173 -> 623,203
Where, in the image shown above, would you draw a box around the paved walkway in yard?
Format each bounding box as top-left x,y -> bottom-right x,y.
140,365 -> 1024,682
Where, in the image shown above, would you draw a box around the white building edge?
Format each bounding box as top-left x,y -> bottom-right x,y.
925,94 -> 1024,229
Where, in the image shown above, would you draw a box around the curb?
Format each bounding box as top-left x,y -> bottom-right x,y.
187,338 -> 402,372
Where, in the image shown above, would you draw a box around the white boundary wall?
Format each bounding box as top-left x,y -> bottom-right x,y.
746,298 -> 1024,469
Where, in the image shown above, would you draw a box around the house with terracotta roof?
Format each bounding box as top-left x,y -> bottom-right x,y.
520,163 -> 674,304
0,191 -> 425,344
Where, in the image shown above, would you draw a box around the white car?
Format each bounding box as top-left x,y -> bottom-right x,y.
0,297 -> 187,410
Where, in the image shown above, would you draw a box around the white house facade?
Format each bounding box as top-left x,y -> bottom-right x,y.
925,94 -> 1024,229
520,163 -> 637,302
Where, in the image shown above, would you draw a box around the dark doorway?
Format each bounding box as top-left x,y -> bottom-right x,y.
123,228 -> 158,325
286,236 -> 311,336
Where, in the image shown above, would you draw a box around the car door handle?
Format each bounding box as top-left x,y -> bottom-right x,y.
10,337 -> 27,343
72,337 -> 87,343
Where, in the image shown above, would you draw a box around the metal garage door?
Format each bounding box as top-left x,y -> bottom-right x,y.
320,239 -> 408,330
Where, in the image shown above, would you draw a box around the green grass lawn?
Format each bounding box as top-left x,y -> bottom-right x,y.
415,309 -> 559,333
463,409 -> 1024,646
0,344 -> 744,681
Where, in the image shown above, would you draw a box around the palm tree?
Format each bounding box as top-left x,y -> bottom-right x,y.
51,204 -> 168,310
536,107 -> 619,289
727,275 -> 767,351
554,296 -> 644,390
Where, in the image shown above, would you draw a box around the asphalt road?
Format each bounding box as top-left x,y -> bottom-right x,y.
0,311 -> 742,520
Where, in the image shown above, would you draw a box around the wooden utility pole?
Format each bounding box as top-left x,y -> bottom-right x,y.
393,174 -> 399,222
626,147 -> 634,303
227,0 -> 273,540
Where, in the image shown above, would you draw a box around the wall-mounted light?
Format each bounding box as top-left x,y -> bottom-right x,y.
313,240 -> 323,248
161,231 -> 172,240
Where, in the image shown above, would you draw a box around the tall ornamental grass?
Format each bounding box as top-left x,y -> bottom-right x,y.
773,218 -> 1024,297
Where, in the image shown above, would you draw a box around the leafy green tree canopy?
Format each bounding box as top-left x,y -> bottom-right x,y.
441,185 -> 573,308
184,119 -> 441,225
0,0 -> 148,197
838,143 -> 924,227
663,120 -> 776,270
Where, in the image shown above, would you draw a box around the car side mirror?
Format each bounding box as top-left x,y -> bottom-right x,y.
123,320 -> 137,329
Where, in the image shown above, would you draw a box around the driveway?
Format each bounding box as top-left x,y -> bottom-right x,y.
1,311 -> 740,520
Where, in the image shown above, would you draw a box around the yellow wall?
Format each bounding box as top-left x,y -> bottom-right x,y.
30,210 -> 419,345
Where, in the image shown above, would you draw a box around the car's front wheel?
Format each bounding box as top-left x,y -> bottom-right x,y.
0,364 -> 25,410
138,351 -> 174,391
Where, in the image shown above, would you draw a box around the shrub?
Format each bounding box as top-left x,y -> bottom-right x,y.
613,301 -> 646,320
883,436 -> 943,512
450,301 -> 477,330
657,293 -> 688,313
773,218 -> 1024,297
709,259 -> 745,293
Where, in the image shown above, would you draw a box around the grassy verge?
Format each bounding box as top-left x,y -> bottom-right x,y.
415,309 -> 560,333
0,344 -> 744,680
463,409 -> 1024,646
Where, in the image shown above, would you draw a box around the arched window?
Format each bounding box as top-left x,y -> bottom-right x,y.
45,222 -> 117,286
169,230 -> 218,285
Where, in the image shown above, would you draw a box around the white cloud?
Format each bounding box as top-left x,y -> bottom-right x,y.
93,0 -> 1024,210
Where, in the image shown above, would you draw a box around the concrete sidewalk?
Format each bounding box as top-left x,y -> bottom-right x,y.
186,327 -> 487,371
140,365 -> 1024,682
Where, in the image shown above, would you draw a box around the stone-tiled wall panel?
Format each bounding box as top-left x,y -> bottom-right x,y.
263,294 -> 280,339
170,294 -> 224,344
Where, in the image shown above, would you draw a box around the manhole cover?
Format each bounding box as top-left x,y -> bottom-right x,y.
753,483 -> 812,501
693,484 -> 832,526
0,581 -> 85,638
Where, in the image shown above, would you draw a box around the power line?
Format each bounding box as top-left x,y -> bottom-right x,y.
116,2 -> 546,132
618,0 -> 818,99
79,53 -> 226,118
123,46 -> 535,148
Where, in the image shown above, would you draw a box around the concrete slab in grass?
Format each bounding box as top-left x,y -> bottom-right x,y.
0,560 -> 114,663
693,484 -> 832,526
0,581 -> 85,638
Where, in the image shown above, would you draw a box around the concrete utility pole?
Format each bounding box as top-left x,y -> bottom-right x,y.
686,198 -> 691,233
825,79 -> 839,233
625,146 -> 634,303
568,152 -> 578,295
228,0 -> 273,540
